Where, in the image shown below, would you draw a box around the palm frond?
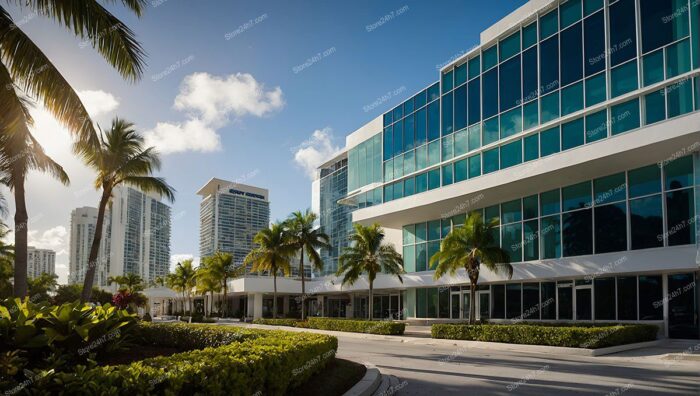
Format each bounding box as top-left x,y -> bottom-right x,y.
121,175 -> 175,202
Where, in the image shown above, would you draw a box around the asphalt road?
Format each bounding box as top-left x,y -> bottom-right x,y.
335,336 -> 700,396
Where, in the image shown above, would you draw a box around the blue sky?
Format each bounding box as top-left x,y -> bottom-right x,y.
5,0 -> 528,282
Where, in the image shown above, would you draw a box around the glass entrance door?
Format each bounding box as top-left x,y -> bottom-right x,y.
477,291 -> 490,321
668,273 -> 698,339
451,292 -> 461,319
575,286 -> 592,321
463,293 -> 471,321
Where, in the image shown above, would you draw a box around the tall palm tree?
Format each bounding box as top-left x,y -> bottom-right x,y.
0,1 -> 147,297
336,223 -> 404,321
202,251 -> 244,317
430,212 -> 513,324
78,118 -> 174,301
107,273 -> 145,293
165,271 -> 185,314
244,223 -> 295,319
0,114 -> 68,297
196,263 -> 221,317
168,260 -> 196,315
285,210 -> 330,320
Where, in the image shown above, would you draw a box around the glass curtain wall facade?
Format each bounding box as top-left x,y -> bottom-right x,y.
319,158 -> 353,275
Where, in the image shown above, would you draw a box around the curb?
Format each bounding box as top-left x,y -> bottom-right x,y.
343,367 -> 381,396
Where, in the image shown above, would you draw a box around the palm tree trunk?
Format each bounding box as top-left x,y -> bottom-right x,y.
273,272 -> 278,319
469,268 -> 478,325
81,188 -> 110,302
300,252 -> 306,320
12,175 -> 28,298
368,281 -> 374,321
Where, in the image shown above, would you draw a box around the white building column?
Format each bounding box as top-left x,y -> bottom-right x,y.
253,293 -> 264,319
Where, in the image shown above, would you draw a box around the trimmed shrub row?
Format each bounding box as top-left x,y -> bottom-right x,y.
431,323 -> 659,348
253,317 -> 406,335
27,323 -> 338,395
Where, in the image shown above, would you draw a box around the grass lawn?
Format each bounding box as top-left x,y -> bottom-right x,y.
288,358 -> 366,396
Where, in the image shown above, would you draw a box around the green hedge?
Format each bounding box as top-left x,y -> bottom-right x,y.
253,318 -> 302,327
26,323 -> 338,395
431,323 -> 658,348
308,318 -> 405,335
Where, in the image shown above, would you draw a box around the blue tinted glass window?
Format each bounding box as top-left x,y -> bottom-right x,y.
693,0 -> 700,69
640,0 -> 690,54
468,154 -> 481,178
482,69 -> 499,119
561,23 -> 583,86
594,172 -> 627,204
428,168 -> 441,190
500,56 -> 522,111
644,89 -> 666,125
393,105 -> 403,121
483,45 -> 498,71
442,92 -> 454,135
585,110 -> 607,143
500,31 -> 520,61
561,82 -> 584,116
454,85 -> 467,131
523,100 -> 538,130
629,164 -> 661,198
524,134 -> 539,161
611,60 -> 638,98
523,22 -> 538,48
454,129 -> 468,156
428,140 -> 440,166
584,0 -> 603,16
404,97 -> 414,115
442,136 -> 453,161
500,107 -> 522,138
609,0 -> 637,66
540,126 -> 561,157
415,108 -> 427,146
383,112 -> 392,127
642,50 -> 665,86
696,78 -> 700,111
468,124 -> 481,151
442,70 -> 453,93
415,172 -> 427,193
585,73 -> 606,106
393,181 -> 403,199
427,101 -> 440,141
455,63 -> 467,87
540,36 -> 560,94
404,150 -> 415,175
541,216 -> 562,259
541,189 -> 561,215
482,117 -> 499,145
561,0 -> 582,28
427,83 -> 440,102
540,91 -> 560,123
561,118 -> 584,150
383,127 -> 393,160
522,47 -> 539,103
468,56 -> 480,79
540,9 -> 559,39
404,114 -> 415,151
562,181 -> 592,211
584,11 -> 605,76
404,177 -> 415,197
500,140 -> 523,169
468,78 -> 481,125
630,196 -> 664,249
483,148 -> 499,174
454,159 -> 468,182
501,199 -> 522,224
442,164 -> 453,185
667,80 -> 694,118
393,119 -> 403,156
562,209 -> 592,256
665,155 -> 693,190
611,99 -> 640,135
414,90 -> 427,109
666,39 -> 692,78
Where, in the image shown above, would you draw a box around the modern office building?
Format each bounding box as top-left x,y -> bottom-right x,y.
27,247 -> 55,279
197,178 -> 270,267
68,206 -> 100,285
68,186 -> 172,288
309,0 -> 700,338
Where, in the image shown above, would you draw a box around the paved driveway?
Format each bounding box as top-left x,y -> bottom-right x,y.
335,336 -> 700,395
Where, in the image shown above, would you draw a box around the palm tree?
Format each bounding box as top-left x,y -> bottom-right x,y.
196,263 -> 221,317
285,210 -> 330,320
244,223 -> 295,319
336,223 -> 404,321
0,1 -> 147,297
430,212 -> 513,324
78,118 -> 174,301
0,117 -> 68,297
201,251 -> 244,317
167,260 -> 196,315
107,273 -> 145,293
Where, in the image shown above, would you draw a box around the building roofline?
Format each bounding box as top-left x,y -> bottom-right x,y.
196,177 -> 269,200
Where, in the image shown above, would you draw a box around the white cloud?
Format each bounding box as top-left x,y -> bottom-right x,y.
170,254 -> 200,272
144,72 -> 284,155
6,225 -> 68,255
293,128 -> 340,179
144,119 -> 220,154
77,90 -> 119,118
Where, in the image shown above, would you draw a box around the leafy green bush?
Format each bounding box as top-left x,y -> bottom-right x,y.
431,323 -> 659,348
25,323 -> 338,395
308,318 -> 405,335
253,318 -> 302,327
